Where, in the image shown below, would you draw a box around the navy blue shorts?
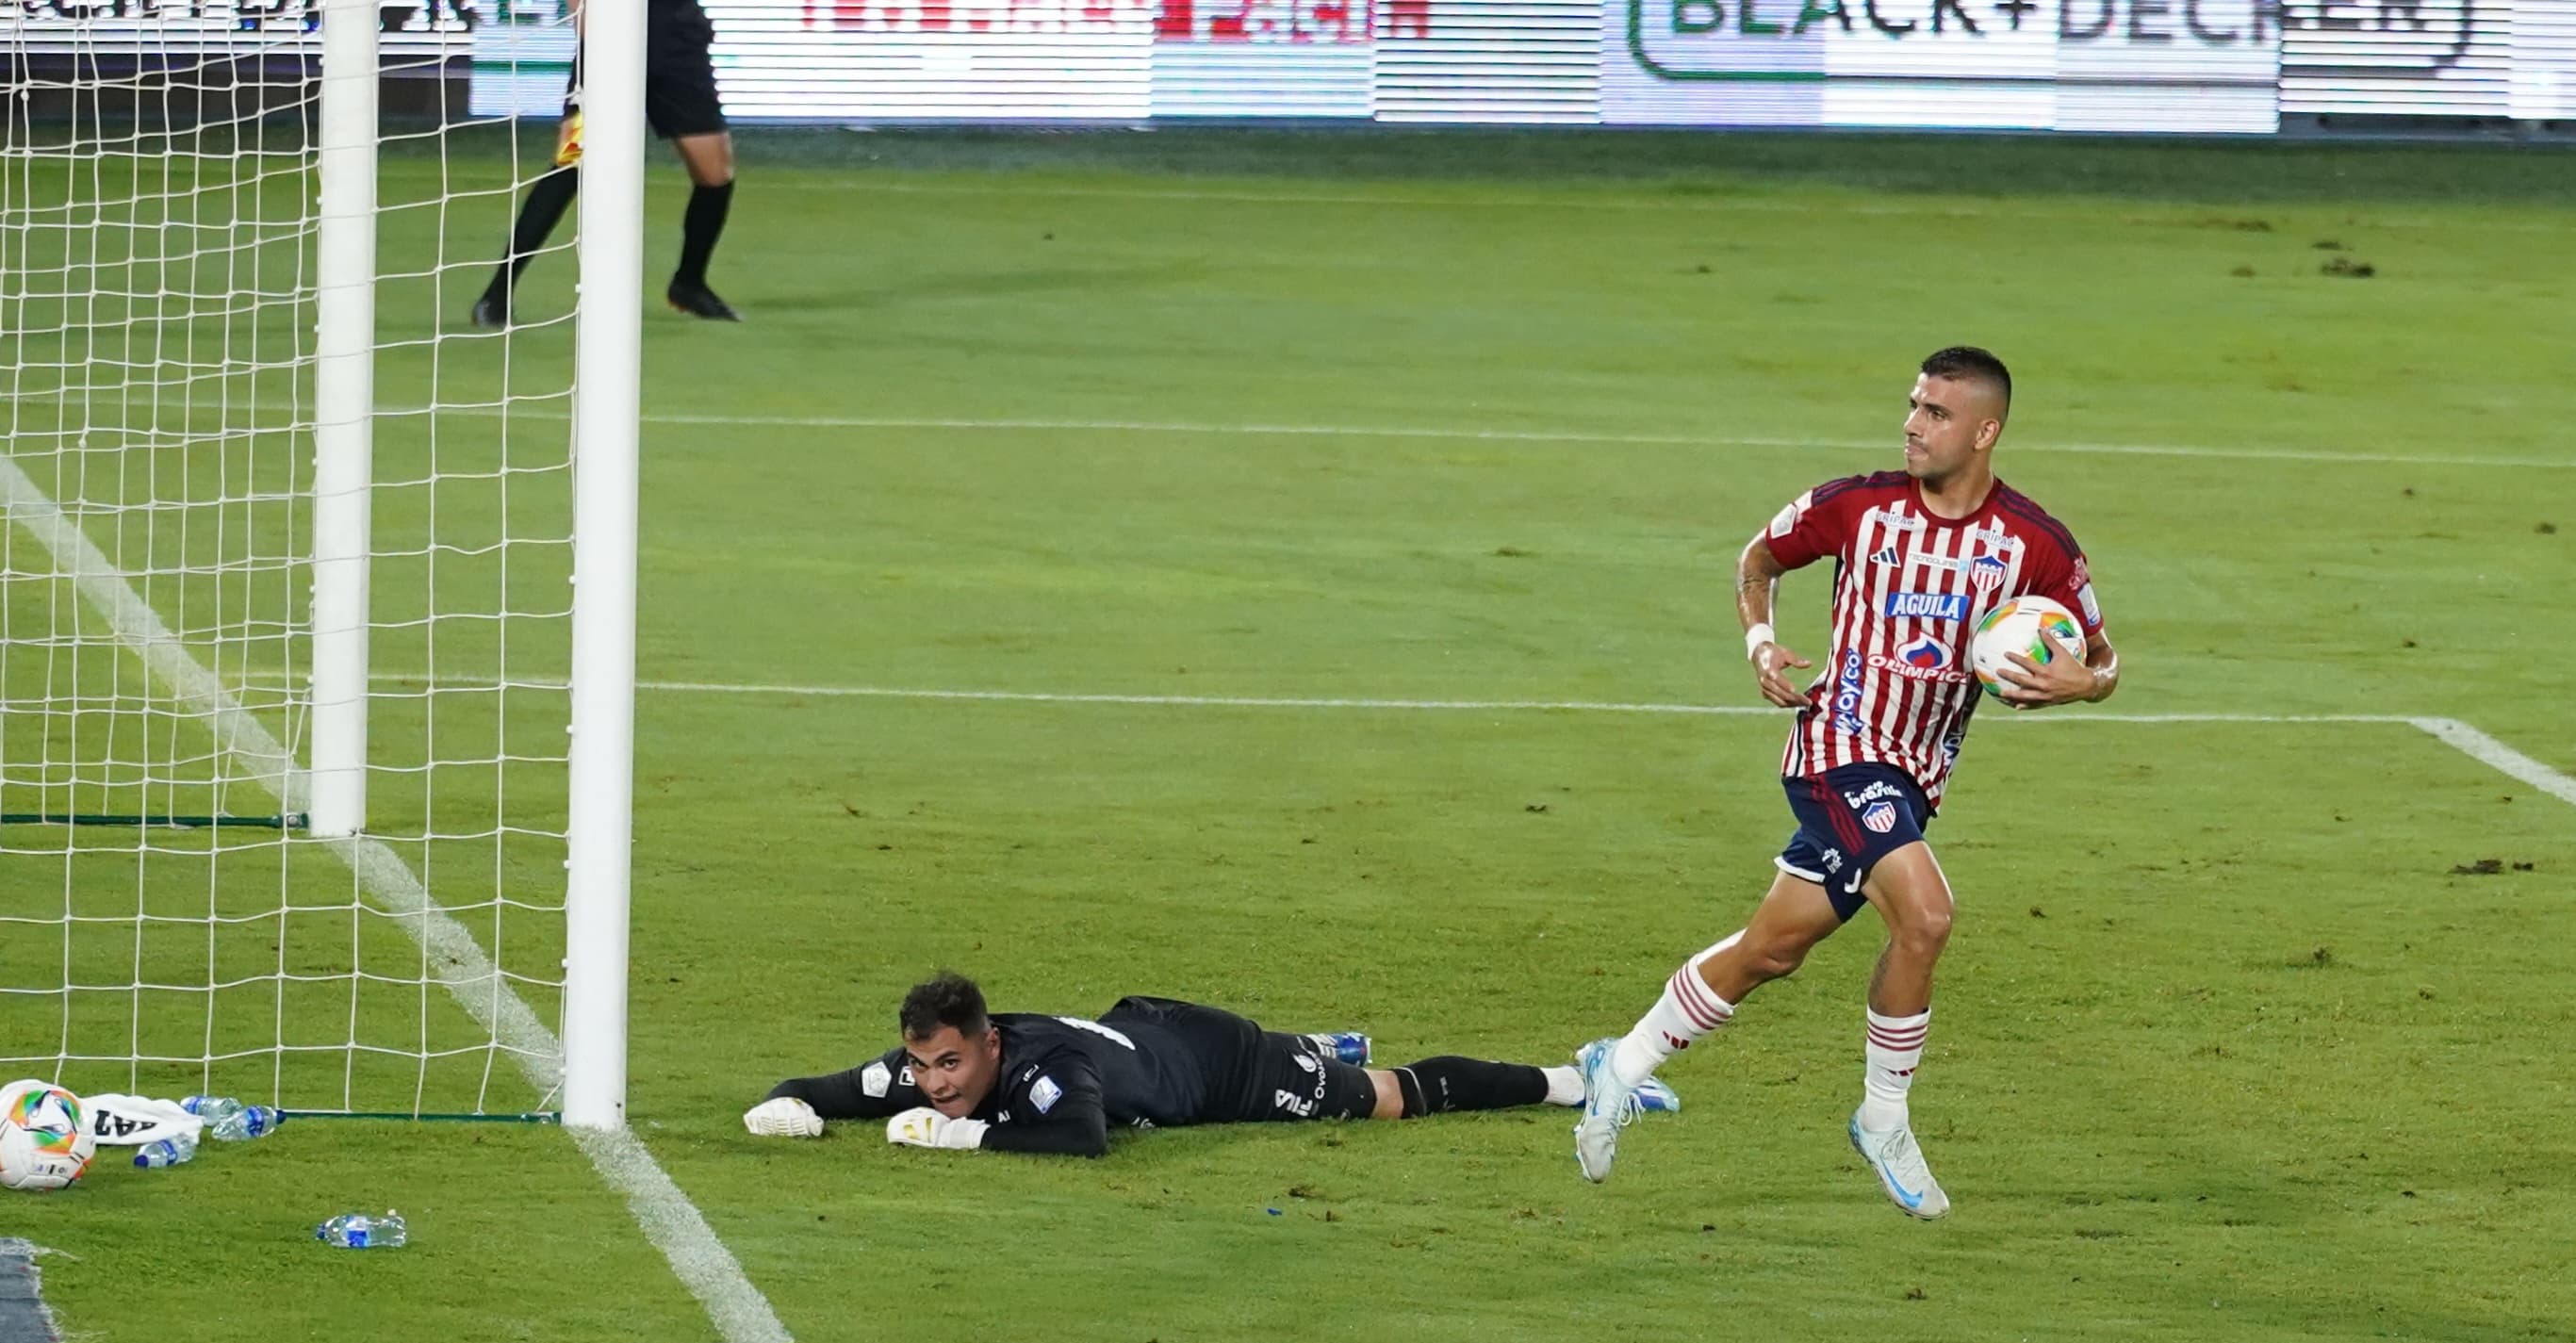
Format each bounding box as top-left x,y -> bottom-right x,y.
1776,763 -> 1935,922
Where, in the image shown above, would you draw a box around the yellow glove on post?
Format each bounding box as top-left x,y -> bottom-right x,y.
554,107 -> 584,169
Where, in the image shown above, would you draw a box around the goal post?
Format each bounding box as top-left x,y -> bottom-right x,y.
0,0 -> 641,1128
564,0 -> 647,1132
309,0 -> 378,843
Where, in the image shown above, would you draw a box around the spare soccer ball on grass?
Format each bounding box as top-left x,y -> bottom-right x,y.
1970,596 -> 2084,703
0,1079 -> 95,1191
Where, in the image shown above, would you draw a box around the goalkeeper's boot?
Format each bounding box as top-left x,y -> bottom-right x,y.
468,286 -> 511,330
1572,1036 -> 1635,1184
1302,1032 -> 1370,1066
1848,1110 -> 1950,1220
667,280 -> 743,321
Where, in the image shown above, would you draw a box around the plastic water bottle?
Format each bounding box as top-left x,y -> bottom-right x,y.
134,1131 -> 200,1169
316,1211 -> 407,1250
182,1095 -> 284,1141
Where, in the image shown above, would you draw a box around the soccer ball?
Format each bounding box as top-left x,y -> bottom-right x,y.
0,1080 -> 95,1192
1970,596 -> 2084,702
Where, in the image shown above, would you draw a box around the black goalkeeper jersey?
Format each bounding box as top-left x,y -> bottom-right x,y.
767,1003 -> 1224,1157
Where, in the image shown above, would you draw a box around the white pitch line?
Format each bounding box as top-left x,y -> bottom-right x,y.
405,404 -> 2573,470
344,670 -> 2410,726
749,176 -> 2573,236
0,457 -> 793,1343
2408,717 -> 2576,808
255,673 -> 2576,800
615,680 -> 2576,810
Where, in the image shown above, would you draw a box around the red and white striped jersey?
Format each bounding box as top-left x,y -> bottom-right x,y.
1760,471 -> 2104,810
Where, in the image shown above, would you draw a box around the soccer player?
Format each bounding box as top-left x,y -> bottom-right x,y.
1567,346 -> 2120,1218
744,972 -> 1678,1156
468,0 -> 739,327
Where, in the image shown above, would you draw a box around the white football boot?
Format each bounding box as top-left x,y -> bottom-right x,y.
1847,1110 -> 1951,1220
1572,1037 -> 1635,1183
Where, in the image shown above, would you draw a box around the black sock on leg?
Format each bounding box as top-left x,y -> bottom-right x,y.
672,179 -> 733,290
483,166 -> 580,303
1394,1057 -> 1551,1117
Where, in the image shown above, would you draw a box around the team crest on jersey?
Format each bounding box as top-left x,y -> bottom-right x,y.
1861,801 -> 1898,834
861,1061 -> 893,1098
1969,555 -> 2007,596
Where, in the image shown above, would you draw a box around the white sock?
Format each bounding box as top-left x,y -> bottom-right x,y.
1540,1065 -> 1584,1106
1608,933 -> 1740,1089
1859,1007 -> 1930,1131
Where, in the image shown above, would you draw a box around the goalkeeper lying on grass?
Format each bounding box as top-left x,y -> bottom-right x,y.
746,972 -> 1677,1156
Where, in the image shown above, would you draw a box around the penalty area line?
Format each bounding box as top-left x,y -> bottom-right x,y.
624,681 -> 2568,806
390,404 -> 2574,472
268,671 -> 2576,808
0,457 -> 795,1343
2407,717 -> 2576,809
351,670 -> 2412,727
634,680 -> 2568,810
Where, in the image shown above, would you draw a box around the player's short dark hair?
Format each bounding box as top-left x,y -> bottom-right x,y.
1920,346 -> 2011,410
899,971 -> 990,1041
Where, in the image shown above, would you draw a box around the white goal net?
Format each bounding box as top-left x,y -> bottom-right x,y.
0,0 -> 632,1121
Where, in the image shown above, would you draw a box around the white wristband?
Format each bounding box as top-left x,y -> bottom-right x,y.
1745,623 -> 1775,661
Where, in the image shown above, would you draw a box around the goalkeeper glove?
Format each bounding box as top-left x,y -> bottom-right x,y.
554,108 -> 584,169
885,1106 -> 988,1151
742,1096 -> 824,1138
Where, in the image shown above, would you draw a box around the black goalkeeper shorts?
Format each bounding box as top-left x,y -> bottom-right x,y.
565,7 -> 727,141
1103,996 -> 1377,1123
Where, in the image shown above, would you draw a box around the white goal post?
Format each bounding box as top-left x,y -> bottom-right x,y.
0,0 -> 642,1129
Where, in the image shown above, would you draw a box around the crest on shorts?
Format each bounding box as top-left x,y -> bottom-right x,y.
1861,800 -> 1898,834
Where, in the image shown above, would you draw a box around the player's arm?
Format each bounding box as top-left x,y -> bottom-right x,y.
1742,481 -> 1852,710
747,1049 -> 923,1136
2079,633 -> 2119,702
887,1056 -> 1110,1158
1999,549 -> 2119,708
1999,631 -> 2119,707
1740,535 -> 1815,710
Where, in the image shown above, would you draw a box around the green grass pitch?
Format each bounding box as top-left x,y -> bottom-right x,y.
4,130 -> 2572,1341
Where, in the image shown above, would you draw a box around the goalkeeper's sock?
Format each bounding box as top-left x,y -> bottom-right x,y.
672,180 -> 733,289
1393,1057 -> 1550,1117
486,166 -> 580,299
1608,932 -> 1740,1089
1859,1007 -> 1930,1131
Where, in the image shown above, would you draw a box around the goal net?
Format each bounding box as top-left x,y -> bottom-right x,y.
0,0 -> 635,1122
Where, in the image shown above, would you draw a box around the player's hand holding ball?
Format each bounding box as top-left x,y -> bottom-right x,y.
1973,598 -> 2095,709
742,1096 -> 823,1138
885,1106 -> 988,1151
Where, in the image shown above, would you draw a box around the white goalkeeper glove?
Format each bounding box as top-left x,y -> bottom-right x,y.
885,1106 -> 988,1151
742,1096 -> 824,1138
